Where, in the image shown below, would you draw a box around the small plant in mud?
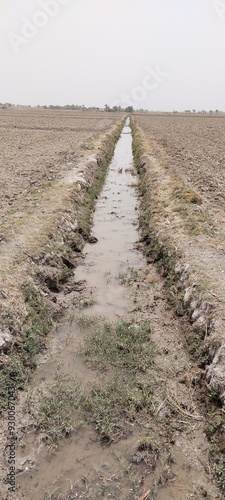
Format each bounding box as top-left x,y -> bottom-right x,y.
0,281 -> 52,414
81,320 -> 156,442
213,460 -> 225,490
189,336 -> 204,360
82,320 -> 156,372
138,434 -> 159,453
58,264 -> 73,284
85,374 -> 154,443
36,373 -> 85,444
117,267 -> 139,285
205,421 -> 218,437
117,270 -> 128,284
23,281 -> 52,337
104,270 -> 113,283
208,388 -> 221,404
0,355 -> 30,413
132,434 -> 160,469
77,315 -> 100,329
19,281 -> 53,366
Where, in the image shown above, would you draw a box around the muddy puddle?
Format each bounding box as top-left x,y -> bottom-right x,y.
15,120 -> 222,500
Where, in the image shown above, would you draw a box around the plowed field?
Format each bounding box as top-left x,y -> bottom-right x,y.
0,109 -> 121,212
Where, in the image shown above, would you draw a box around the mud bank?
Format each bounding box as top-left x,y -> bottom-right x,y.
131,116 -> 225,491
2,119 -> 222,500
131,116 -> 225,403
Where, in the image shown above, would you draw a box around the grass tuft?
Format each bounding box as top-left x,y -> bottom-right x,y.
85,374 -> 154,443
80,319 -> 156,442
173,183 -> 203,205
36,373 -> 85,443
82,321 -> 155,373
0,281 -> 53,414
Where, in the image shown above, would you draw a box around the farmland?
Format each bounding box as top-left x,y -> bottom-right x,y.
133,112 -> 225,324
134,113 -> 225,214
0,110 -> 225,499
0,109 -> 121,212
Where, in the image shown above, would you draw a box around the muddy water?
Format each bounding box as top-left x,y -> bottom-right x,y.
75,118 -> 144,319
16,119 -> 145,498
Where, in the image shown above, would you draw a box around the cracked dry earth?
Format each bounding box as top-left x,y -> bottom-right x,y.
0,119 -> 222,500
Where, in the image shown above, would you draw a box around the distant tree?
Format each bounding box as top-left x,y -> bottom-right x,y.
192,109 -> 196,113
215,109 -> 219,114
125,106 -> 134,113
104,104 -> 111,112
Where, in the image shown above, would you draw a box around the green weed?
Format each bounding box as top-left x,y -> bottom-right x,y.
36,373 -> 85,444
82,320 -> 155,373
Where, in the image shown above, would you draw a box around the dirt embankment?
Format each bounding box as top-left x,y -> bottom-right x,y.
131,114 -> 225,487
132,113 -> 225,401
0,112 -> 126,413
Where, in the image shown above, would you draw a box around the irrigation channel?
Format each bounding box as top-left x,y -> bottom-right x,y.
16,120 -> 221,499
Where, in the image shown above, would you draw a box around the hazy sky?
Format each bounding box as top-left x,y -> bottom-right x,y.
0,0 -> 225,110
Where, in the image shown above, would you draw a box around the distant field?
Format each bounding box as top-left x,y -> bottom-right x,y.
135,113 -> 225,214
0,109 -> 121,212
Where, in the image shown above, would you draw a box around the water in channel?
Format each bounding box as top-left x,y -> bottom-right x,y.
75,117 -> 144,319
17,118 -> 146,498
